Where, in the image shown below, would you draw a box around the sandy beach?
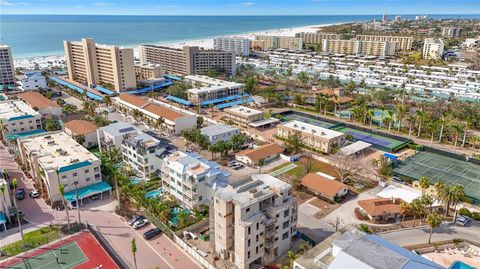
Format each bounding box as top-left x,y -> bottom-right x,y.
13,22 -> 341,69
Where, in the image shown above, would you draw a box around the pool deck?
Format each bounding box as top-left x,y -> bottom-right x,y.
422,245 -> 480,269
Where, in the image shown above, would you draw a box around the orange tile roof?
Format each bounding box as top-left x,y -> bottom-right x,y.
237,144 -> 284,162
357,198 -> 403,217
300,173 -> 347,200
118,94 -> 148,108
64,120 -> 97,135
143,103 -> 185,122
18,92 -> 61,109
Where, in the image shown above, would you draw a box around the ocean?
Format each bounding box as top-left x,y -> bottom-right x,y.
1,14 -> 478,58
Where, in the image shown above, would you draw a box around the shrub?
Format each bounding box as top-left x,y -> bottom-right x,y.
458,208 -> 471,217
471,212 -> 480,221
354,207 -> 369,221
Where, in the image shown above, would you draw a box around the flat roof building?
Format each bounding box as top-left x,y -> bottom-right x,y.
277,120 -> 345,154
322,40 -> 397,56
17,131 -> 105,203
442,27 -> 462,38
134,61 -> 163,80
122,131 -> 166,178
97,122 -> 139,153
0,100 -> 42,137
139,45 -> 236,76
200,124 -> 240,144
252,35 -> 303,51
423,38 -> 445,60
64,38 -> 136,93
185,75 -> 244,105
295,32 -> 340,45
16,71 -> 47,91
0,45 -> 15,85
223,105 -> 263,127
214,174 -> 298,269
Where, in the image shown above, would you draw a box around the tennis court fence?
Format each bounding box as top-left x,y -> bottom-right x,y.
423,146 -> 480,165
87,223 -> 129,269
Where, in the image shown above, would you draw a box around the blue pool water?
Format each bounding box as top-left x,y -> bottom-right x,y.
129,177 -> 142,185
144,188 -> 164,199
450,261 -> 476,269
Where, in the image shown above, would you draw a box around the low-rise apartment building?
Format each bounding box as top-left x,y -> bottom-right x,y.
64,120 -> 98,149
17,131 -> 104,203
423,38 -> 445,60
322,40 -> 397,56
113,94 -> 196,134
122,131 -> 166,178
442,27 -> 462,37
252,35 -> 303,51
16,71 -> 47,91
161,151 -> 230,209
276,120 -> 346,154
0,45 -> 15,86
134,61 -> 163,80
18,92 -> 62,117
214,174 -> 298,269
185,75 -> 244,105
200,124 -> 240,144
214,37 -> 251,56
97,122 -> 139,153
355,35 -> 414,51
223,105 -> 263,127
0,100 -> 42,137
235,143 -> 284,166
295,32 -> 340,45
139,45 -> 236,76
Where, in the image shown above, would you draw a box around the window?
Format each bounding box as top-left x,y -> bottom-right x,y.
198,196 -> 202,201
86,177 -> 91,182
256,234 -> 259,242
256,222 -> 259,230
85,169 -> 89,174
247,227 -> 251,235
282,232 -> 289,240
247,239 -> 251,247
247,251 -> 250,259
283,220 -> 289,229
246,207 -> 250,213
73,172 -> 77,177
284,210 -> 289,218
62,175 -> 67,180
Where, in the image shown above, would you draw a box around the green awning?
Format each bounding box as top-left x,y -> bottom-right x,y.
64,181 -> 112,203
6,129 -> 46,140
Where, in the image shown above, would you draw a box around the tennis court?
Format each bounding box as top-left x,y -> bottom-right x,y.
394,151 -> 480,202
333,126 -> 406,151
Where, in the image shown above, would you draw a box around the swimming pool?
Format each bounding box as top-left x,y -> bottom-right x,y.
449,261 -> 476,269
129,177 -> 142,185
144,188 -> 164,199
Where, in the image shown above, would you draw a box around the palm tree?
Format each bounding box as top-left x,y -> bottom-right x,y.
450,123 -> 463,154
131,238 -> 138,269
400,201 -> 410,223
410,199 -> 424,227
257,158 -> 265,174
461,116 -> 474,148
58,184 -> 71,231
406,114 -> 416,138
438,184 -> 464,217
103,96 -> 112,111
427,119 -> 440,147
284,250 -> 300,269
421,194 -> 434,216
11,178 -> 25,242
156,117 -> 165,133
395,104 -> 407,132
427,212 -> 442,244
367,109 -> 375,129
416,110 -> 427,137
297,242 -> 311,255
386,110 -> 395,133
419,177 -> 430,195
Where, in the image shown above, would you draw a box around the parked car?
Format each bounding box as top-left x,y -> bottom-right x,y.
132,219 -> 149,229
128,215 -> 145,226
143,228 -> 161,240
391,176 -> 406,185
227,160 -> 237,167
231,163 -> 244,170
29,190 -> 40,198
89,194 -> 100,201
456,215 -> 470,227
16,188 -> 26,200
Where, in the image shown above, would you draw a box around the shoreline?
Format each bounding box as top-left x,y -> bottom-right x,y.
13,21 -> 350,69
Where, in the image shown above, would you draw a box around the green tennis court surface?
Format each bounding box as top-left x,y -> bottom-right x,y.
394,151 -> 480,202
333,126 -> 405,150
7,242 -> 88,269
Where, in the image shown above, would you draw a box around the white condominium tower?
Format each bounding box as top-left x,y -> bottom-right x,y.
214,37 -> 251,56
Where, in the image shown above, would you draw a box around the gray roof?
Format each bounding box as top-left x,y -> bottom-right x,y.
200,124 -> 239,137
99,122 -> 138,137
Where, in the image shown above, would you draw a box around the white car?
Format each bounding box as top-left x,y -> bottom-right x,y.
29,190 -> 40,198
456,215 -> 470,227
132,219 -> 149,229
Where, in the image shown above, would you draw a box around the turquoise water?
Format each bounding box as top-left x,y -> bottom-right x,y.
449,261 -> 476,269
144,188 -> 164,199
2,14 -> 479,58
169,208 -> 192,226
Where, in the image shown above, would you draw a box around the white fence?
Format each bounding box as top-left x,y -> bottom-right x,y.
173,234 -> 217,269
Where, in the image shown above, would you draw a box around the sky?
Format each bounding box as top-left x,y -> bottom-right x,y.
0,0 -> 479,15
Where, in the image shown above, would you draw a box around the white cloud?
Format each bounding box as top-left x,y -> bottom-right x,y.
0,0 -> 13,6
94,2 -> 109,7
229,1 -> 255,7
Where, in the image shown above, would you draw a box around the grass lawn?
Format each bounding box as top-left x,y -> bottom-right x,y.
270,157 -> 339,180
1,226 -> 59,257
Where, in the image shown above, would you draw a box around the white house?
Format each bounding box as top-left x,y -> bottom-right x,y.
16,71 -> 47,91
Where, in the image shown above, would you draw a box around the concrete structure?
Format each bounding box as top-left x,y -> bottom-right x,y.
200,124 -> 240,144
276,120 -> 346,154
223,105 -> 263,127
295,32 -> 340,45
121,131 -> 166,178
214,174 -> 298,269
113,94 -> 196,134
300,173 -> 348,202
252,35 -> 303,51
423,38 -> 445,60
394,16 -> 401,22
16,71 -> 47,91
97,122 -> 139,153
235,143 -> 284,166
161,151 -> 230,209
0,100 -> 42,137
139,45 -> 236,76
0,45 -> 15,86
0,170 -> 13,230
17,131 -> 102,203
442,27 -> 462,37
214,37 -> 250,56
64,120 -> 98,149
134,61 -> 162,80
355,35 -> 414,51
64,38 -> 136,93
18,92 -> 62,117
294,230 -> 443,269
322,40 -> 397,56
185,75 -> 244,105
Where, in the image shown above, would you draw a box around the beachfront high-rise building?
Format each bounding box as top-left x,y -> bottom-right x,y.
382,14 -> 389,22
295,32 -> 341,46
63,38 -> 136,93
134,61 -> 163,80
252,35 -> 303,51
0,45 -> 15,86
214,37 -> 251,56
355,35 -> 414,51
138,45 -> 236,76
322,40 -> 397,57
441,27 -> 463,37
423,38 -> 445,60
213,174 -> 297,269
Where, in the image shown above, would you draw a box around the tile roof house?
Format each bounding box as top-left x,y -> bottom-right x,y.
18,92 -> 62,116
301,173 -> 349,202
357,197 -> 404,221
64,120 -> 98,149
235,143 -> 284,166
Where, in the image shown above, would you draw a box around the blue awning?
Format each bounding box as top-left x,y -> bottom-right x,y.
64,181 -> 112,203
200,93 -> 249,106
8,115 -> 34,121
0,213 -> 6,225
58,161 -> 92,173
166,95 -> 192,106
125,80 -> 173,95
49,77 -> 104,101
217,97 -> 254,109
384,153 -> 398,160
95,86 -> 115,95
6,129 -> 46,140
163,74 -> 182,81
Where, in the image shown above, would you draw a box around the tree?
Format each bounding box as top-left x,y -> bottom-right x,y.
400,201 -> 410,223
131,238 -> 138,269
44,118 -> 61,131
58,184 -> 71,231
0,184 -> 11,223
416,110 -> 427,137
419,177 -> 430,195
74,134 -> 86,146
283,132 -> 304,154
196,117 -> 204,128
331,152 -> 363,183
177,211 -> 190,228
257,158 -> 265,174
358,224 -> 372,234
11,178 -> 25,242
427,212 -> 442,244
395,104 -> 408,132
231,133 -> 247,152
410,198 -> 424,227
438,184 -> 464,217
244,77 -> 256,94
297,242 -> 311,255
450,123 -> 463,154
103,96 -> 112,110
284,250 -> 300,269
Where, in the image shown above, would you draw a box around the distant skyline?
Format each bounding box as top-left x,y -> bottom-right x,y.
0,0 -> 479,15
